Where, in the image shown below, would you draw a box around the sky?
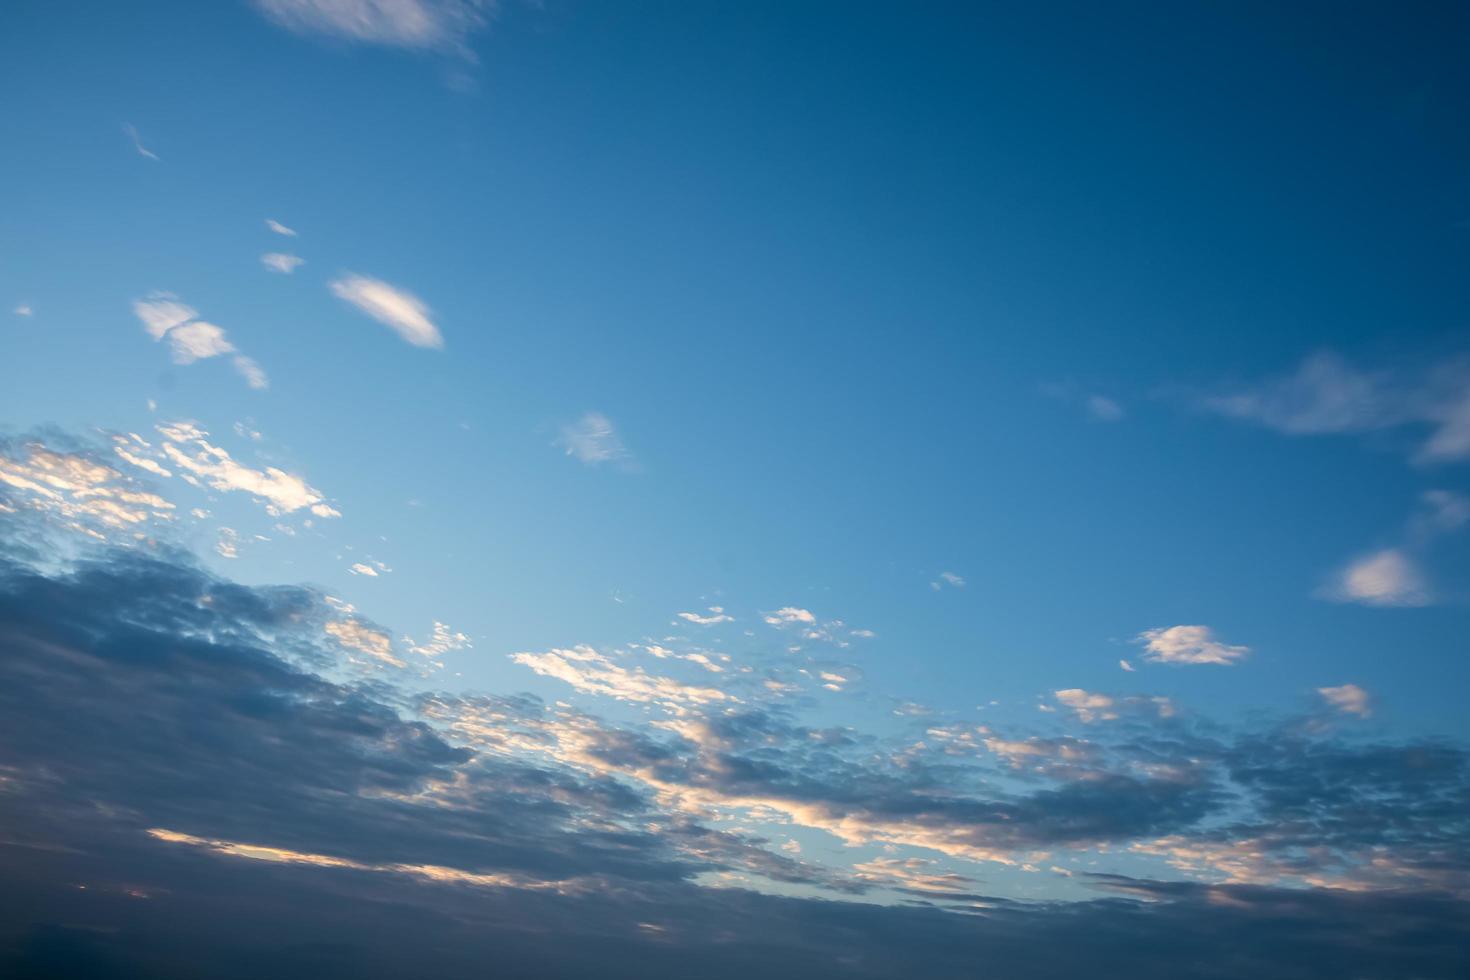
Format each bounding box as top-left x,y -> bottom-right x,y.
2,1 -> 1470,976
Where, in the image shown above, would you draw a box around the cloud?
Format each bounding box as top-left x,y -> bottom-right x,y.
155,421 -> 338,517
132,293 -> 268,389
930,571 -> 965,591
556,412 -> 629,466
1321,548 -> 1430,607
252,0 -> 494,53
407,621 -> 472,660
1086,395 -> 1124,421
511,646 -> 731,713
762,607 -> 815,626
13,303 -> 31,317
678,606 -> 733,626
1318,683 -> 1372,718
261,252 -> 305,274
123,122 -> 159,160
265,218 -> 298,236
329,274 -> 444,349
1054,689 -> 1118,723
349,562 -> 379,577
1199,351 -> 1470,463
0,439 -> 174,535
1136,625 -> 1250,666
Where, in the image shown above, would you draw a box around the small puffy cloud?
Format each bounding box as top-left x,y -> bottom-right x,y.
349,563 -> 379,577
1119,659 -> 1135,672
1318,683 -> 1372,718
678,607 -> 733,626
265,218 -> 298,236
1137,625 -> 1250,666
1086,395 -> 1124,421
763,607 -> 816,626
1321,549 -> 1429,608
215,527 -> 240,559
1054,689 -> 1117,723
132,293 -> 268,389
261,253 -> 305,274
556,412 -> 629,466
13,303 -> 31,317
329,274 -> 443,349
252,0 -> 493,53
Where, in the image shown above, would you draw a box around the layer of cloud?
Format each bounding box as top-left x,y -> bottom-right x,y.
329,274 -> 444,349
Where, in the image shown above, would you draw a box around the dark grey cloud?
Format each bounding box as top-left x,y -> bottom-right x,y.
1,509 -> 1468,977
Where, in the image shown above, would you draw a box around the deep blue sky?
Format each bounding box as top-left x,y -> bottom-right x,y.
2,3 -> 1469,976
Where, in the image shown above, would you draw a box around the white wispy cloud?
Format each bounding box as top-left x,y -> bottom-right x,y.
678,607 -> 734,626
265,218 -> 298,237
1086,395 -> 1124,422
261,253 -> 305,274
556,412 -> 629,466
930,571 -> 965,591
511,645 -> 731,712
329,274 -> 444,349
1200,351 -> 1470,463
1320,549 -> 1430,607
1318,683 -> 1372,717
408,621 -> 472,660
13,304 -> 31,317
132,293 -> 268,389
1136,625 -> 1250,666
155,421 -> 339,518
1053,689 -> 1118,723
252,0 -> 493,53
123,123 -> 159,161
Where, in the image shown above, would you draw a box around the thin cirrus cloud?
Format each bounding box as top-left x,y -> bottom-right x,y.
557,411 -> 630,466
265,218 -> 298,237
1136,625 -> 1250,666
1199,351 -> 1470,463
329,274 -> 444,349
132,293 -> 268,389
252,0 -> 494,53
123,122 -> 159,161
261,252 -> 305,274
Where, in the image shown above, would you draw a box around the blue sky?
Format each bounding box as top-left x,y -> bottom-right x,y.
3,2 -> 1470,976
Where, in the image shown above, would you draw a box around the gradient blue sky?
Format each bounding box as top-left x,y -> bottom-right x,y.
3,2 -> 1470,975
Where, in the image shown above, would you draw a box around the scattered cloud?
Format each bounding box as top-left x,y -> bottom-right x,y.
1318,683 -> 1372,718
155,421 -> 338,517
329,274 -> 444,349
1119,659 -> 1135,672
252,0 -> 494,53
1053,689 -> 1118,723
407,621 -> 472,660
123,122 -> 159,160
132,293 -> 268,389
1136,625 -> 1250,666
557,412 -> 629,466
261,252 -> 305,274
265,218 -> 298,236
762,607 -> 815,626
13,303 -> 31,317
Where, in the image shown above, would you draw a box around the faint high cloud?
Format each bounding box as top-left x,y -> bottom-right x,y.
930,571 -> 965,591
1199,351 -> 1470,464
132,293 -> 268,389
329,274 -> 444,349
253,0 -> 494,54
557,412 -> 629,466
1137,625 -> 1250,666
1041,382 -> 1125,423
123,123 -> 159,161
1318,683 -> 1372,718
1086,395 -> 1125,422
265,218 -> 298,237
261,253 -> 305,274
678,607 -> 734,626
13,304 -> 31,317
1320,549 -> 1430,608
